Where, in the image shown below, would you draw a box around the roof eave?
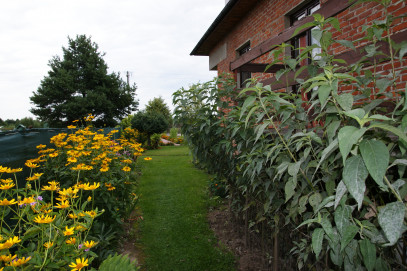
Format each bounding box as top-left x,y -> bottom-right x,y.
190,0 -> 239,56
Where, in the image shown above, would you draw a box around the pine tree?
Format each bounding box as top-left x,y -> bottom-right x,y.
30,35 -> 138,127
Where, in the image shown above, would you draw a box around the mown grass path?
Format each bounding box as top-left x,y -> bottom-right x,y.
136,146 -> 235,271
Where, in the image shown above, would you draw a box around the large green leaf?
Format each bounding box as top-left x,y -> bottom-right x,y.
334,205 -> 352,236
334,180 -> 347,209
343,155 -> 368,210
336,93 -> 354,111
378,201 -> 405,246
313,139 -> 338,181
312,228 -> 324,258
338,126 -> 367,164
359,239 -> 376,271
369,122 -> 407,144
340,224 -> 359,251
285,179 -> 296,202
320,216 -> 335,242
318,85 -> 331,108
240,96 -> 256,119
359,139 -> 389,191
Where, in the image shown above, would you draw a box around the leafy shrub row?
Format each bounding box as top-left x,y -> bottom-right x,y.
173,2 -> 407,269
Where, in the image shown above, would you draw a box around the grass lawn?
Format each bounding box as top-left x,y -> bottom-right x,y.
136,145 -> 236,271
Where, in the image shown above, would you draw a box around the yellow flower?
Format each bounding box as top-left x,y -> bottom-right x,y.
68,213 -> 78,219
75,225 -> 87,231
108,186 -> 116,191
34,173 -> 44,178
49,152 -> 59,158
33,214 -> 56,224
121,159 -> 132,164
1,178 -> 13,184
0,198 -> 17,206
26,175 -> 39,181
44,241 -> 54,249
59,187 -> 79,198
144,157 -> 152,161
71,163 -> 93,171
55,200 -> 70,209
7,256 -> 31,267
42,181 -> 60,191
66,237 -> 76,245
0,254 -> 17,262
64,226 -> 75,236
36,144 -> 47,149
18,196 -> 36,206
87,196 -> 92,201
83,240 -> 97,249
25,161 -> 40,168
67,157 -> 77,163
83,182 -> 100,191
84,210 -> 97,218
121,166 -> 131,172
100,166 -> 109,172
56,195 -> 68,202
67,125 -> 76,129
0,183 -> 15,190
0,236 -> 21,250
75,183 -> 86,190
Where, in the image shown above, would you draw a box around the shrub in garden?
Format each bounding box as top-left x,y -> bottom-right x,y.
0,115 -> 144,269
169,127 -> 178,140
150,134 -> 162,149
173,1 -> 407,269
131,111 -> 169,148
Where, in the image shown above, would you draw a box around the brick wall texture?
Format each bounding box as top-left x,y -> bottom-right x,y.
211,0 -> 407,93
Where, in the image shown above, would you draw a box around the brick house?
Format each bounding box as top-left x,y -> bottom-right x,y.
191,0 -> 407,94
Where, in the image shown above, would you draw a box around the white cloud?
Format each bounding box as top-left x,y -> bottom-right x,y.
0,0 -> 222,120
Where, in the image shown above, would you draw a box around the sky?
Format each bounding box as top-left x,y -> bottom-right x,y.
0,0 -> 225,120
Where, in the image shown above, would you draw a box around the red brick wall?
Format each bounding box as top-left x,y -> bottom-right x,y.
211,0 -> 407,90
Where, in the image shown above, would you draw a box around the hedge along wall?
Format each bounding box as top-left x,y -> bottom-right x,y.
175,2 -> 407,269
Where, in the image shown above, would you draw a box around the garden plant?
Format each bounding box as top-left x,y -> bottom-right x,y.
173,0 -> 407,269
0,115 -> 143,270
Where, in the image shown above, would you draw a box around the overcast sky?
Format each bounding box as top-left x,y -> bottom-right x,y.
0,0 -> 224,120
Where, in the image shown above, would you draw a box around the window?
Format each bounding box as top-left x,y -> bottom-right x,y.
290,0 -> 320,100
237,42 -> 251,88
291,0 -> 320,64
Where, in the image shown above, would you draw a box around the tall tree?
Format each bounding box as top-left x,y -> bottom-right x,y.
30,35 -> 138,127
145,97 -> 173,127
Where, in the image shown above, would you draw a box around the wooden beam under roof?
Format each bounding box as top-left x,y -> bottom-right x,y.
230,0 -> 356,71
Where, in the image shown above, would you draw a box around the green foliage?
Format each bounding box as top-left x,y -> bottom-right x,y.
150,133 -> 162,149
145,97 -> 173,127
120,115 -> 134,130
173,1 -> 407,269
30,34 -> 138,127
131,111 -> 169,147
208,178 -> 227,198
0,117 -> 43,131
169,127 -> 178,139
98,253 -> 139,271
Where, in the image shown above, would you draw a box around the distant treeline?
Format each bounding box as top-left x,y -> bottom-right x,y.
0,117 -> 44,131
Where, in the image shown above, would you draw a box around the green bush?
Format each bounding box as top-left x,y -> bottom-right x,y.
173,2 -> 407,269
170,127 -> 178,139
150,133 -> 162,149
